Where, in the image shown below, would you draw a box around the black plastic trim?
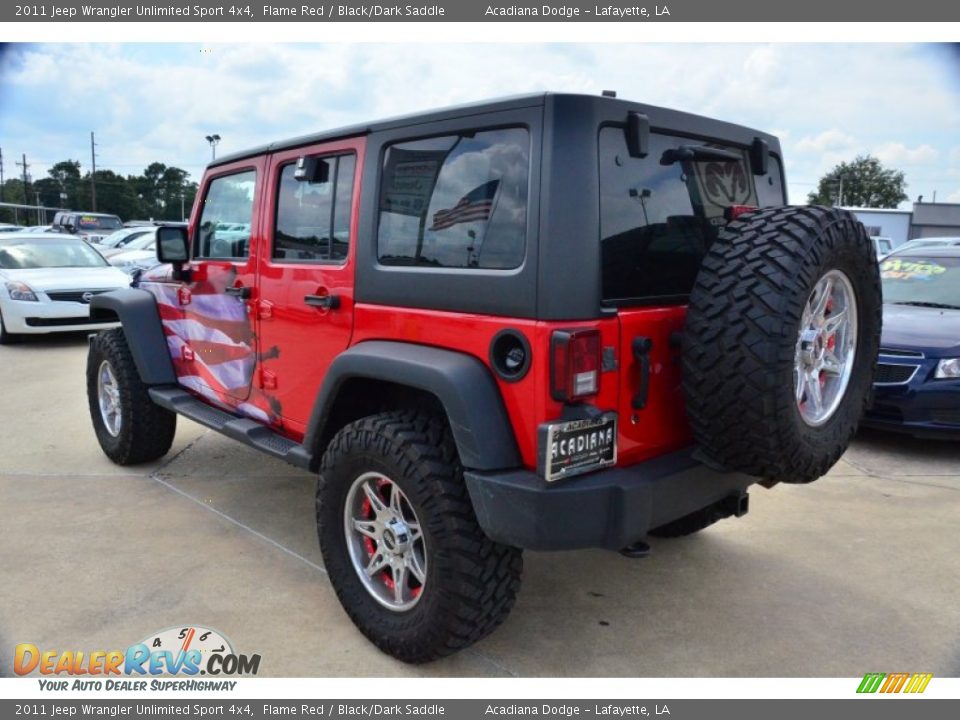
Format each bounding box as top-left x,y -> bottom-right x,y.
465,446 -> 754,551
304,341 -> 521,471
89,288 -> 177,385
148,387 -> 312,469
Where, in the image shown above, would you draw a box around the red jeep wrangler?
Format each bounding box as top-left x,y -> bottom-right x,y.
86,93 -> 880,663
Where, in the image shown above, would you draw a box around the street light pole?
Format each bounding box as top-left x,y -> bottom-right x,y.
205,134 -> 221,161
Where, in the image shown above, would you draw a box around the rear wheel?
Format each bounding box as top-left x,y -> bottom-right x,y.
682,206 -> 881,484
317,410 -> 523,663
87,328 -> 177,465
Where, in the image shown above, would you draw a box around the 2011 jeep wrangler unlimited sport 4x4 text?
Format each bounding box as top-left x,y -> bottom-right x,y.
86,93 -> 880,663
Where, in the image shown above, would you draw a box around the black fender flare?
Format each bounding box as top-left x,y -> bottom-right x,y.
89,288 -> 176,385
305,341 -> 521,471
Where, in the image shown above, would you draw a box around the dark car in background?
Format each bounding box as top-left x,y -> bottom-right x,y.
863,247 -> 960,436
51,211 -> 123,244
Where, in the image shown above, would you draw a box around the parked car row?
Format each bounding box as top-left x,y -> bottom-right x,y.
0,232 -> 132,343
863,245 -> 960,437
2,215 -> 958,441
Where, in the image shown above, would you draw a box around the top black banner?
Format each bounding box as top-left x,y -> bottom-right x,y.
6,0 -> 960,22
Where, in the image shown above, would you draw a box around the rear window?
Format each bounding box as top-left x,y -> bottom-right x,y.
78,215 -> 122,231
599,127 -> 784,304
377,127 -> 529,270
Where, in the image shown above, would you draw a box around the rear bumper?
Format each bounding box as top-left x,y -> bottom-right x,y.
464,447 -> 754,551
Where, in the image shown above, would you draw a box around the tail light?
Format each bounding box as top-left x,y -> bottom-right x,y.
551,329 -> 601,403
724,205 -> 759,221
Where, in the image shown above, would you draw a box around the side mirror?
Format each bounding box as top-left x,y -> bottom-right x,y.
157,225 -> 190,268
294,155 -> 331,183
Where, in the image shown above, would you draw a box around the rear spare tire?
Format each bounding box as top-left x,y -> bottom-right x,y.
682,206 -> 880,484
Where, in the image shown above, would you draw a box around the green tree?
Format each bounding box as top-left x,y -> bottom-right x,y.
807,155 -> 908,208
74,170 -> 143,221
48,160 -> 84,208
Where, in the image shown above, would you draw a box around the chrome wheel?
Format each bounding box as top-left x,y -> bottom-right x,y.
343,472 -> 427,612
97,360 -> 122,437
794,269 -> 858,427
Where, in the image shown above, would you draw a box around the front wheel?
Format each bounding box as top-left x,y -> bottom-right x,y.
87,328 -> 177,465
317,410 -> 523,663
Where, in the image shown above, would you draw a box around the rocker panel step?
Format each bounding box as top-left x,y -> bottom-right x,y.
148,386 -> 312,470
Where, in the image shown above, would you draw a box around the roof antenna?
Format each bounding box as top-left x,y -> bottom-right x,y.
602,90 -> 617,98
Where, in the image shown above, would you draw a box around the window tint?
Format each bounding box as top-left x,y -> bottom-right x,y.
377,127 -> 529,270
196,170 -> 256,260
274,154 -> 355,262
881,255 -> 960,307
599,128 -> 778,303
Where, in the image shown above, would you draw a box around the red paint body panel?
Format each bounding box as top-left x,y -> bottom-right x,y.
349,305 -> 689,470
615,306 -> 693,465
255,138 -> 366,436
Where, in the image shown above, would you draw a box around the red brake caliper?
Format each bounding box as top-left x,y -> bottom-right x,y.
822,297 -> 835,386
362,481 -> 422,599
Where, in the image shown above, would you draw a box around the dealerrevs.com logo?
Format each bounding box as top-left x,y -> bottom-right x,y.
857,673 -> 933,694
14,626 -> 261,690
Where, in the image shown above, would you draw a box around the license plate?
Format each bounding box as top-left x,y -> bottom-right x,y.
538,414 -> 617,482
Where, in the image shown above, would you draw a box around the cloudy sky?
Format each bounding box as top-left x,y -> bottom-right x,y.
1,42 -> 958,206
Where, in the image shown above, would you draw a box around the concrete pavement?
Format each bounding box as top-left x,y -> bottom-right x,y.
2,334 -> 958,677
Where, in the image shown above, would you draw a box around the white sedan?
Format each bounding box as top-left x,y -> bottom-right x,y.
109,238 -> 162,276
0,233 -> 132,343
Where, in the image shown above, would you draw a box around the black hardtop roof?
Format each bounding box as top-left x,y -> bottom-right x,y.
210,92 -> 546,168
210,91 -> 780,169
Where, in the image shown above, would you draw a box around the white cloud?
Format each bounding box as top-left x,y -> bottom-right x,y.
794,129 -> 859,155
873,142 -> 938,166
0,42 -> 957,212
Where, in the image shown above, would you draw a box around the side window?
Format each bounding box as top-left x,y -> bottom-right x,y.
377,127 -> 529,270
196,170 -> 256,260
273,154 -> 355,263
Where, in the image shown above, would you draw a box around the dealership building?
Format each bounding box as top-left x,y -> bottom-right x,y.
845,202 -> 960,248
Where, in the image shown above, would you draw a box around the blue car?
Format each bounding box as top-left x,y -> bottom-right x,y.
863,247 -> 960,436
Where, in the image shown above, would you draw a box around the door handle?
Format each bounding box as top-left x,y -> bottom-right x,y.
225,286 -> 251,299
304,294 -> 340,310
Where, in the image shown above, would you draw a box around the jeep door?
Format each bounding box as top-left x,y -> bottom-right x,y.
173,158 -> 264,409
254,138 -> 363,435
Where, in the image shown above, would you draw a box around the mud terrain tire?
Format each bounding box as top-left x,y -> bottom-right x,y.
317,410 -> 523,663
87,328 -> 177,465
682,206 -> 880,484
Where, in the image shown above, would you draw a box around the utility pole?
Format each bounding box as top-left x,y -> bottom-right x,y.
90,131 -> 98,211
837,176 -> 844,207
15,154 -> 29,226
0,147 -> 5,202
17,153 -> 30,199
